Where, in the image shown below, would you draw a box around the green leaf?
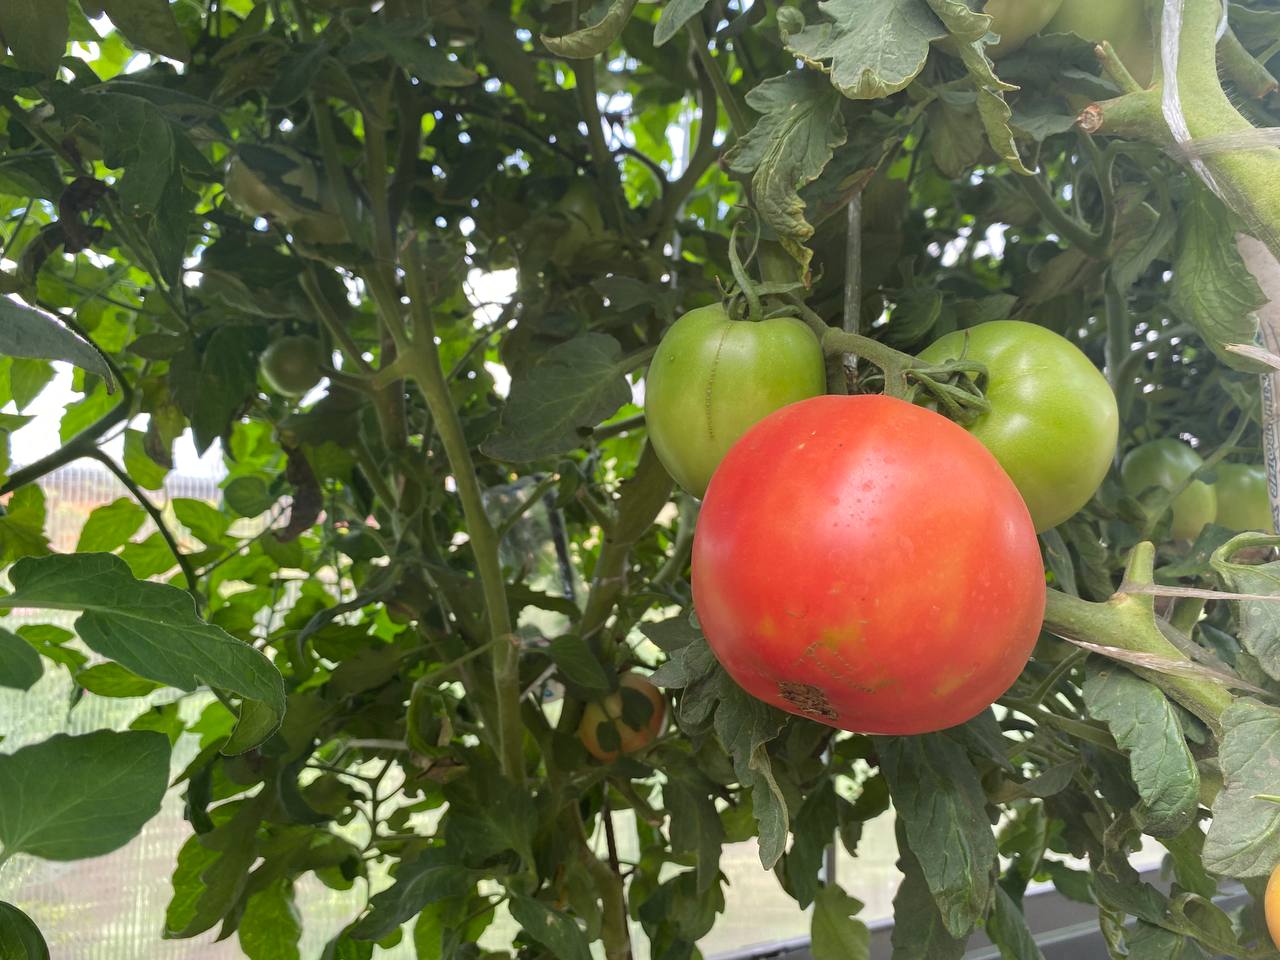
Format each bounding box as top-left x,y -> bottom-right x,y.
481,334 -> 633,462
0,0 -> 68,75
123,428 -> 169,491
877,733 -> 995,937
224,475 -> 276,517
664,768 -> 725,893
442,761 -> 535,869
0,297 -> 113,386
0,553 -> 285,753
169,326 -> 265,453
987,885 -> 1045,960
1203,698 -> 1280,877
351,849 -> 475,941
77,498 -> 147,553
75,661 -> 164,698
811,885 -> 870,960
725,71 -> 847,273
342,21 -> 477,86
1127,922 -> 1209,960
541,0 -> 639,59
164,799 -> 262,938
0,486 -> 51,563
238,880 -> 302,960
782,0 -> 944,100
1171,184 -> 1268,373
547,635 -> 613,692
8,358 -> 54,412
174,498 -> 230,546
0,628 -> 42,691
100,0 -> 190,61
654,0 -> 711,46
890,825 -> 968,960
1082,662 -> 1199,836
0,901 -> 49,960
508,896 -> 592,960
0,730 -> 169,859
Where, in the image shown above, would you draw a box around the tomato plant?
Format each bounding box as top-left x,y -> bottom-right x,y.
1121,439 -> 1219,540
918,320 -> 1118,532
692,395 -> 1045,735
577,673 -> 667,762
1214,462 -> 1275,533
644,303 -> 826,496
5,0 -> 1280,958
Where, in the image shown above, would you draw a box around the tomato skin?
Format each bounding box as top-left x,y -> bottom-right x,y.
918,320 -> 1118,533
577,673 -> 667,762
645,305 -> 826,497
1048,0 -> 1153,85
1267,864 -> 1280,950
1215,463 -> 1275,533
984,0 -> 1064,56
692,394 -> 1046,735
261,335 -> 325,397
1120,439 -> 1218,540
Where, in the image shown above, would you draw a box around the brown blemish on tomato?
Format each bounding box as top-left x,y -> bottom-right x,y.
778,681 -> 838,722
933,668 -> 975,698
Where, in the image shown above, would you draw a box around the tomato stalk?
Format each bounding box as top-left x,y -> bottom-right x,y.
1081,0 -> 1280,260
372,237 -> 526,786
1041,542 -> 1235,735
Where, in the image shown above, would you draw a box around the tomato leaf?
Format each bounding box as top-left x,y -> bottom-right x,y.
0,0 -> 67,75
781,0 -> 944,100
0,628 -> 42,691
508,896 -> 592,960
1212,533 -> 1280,681
76,498 -> 147,553
0,901 -> 49,960
100,0 -> 190,62
810,885 -> 870,960
986,885 -> 1046,960
1203,698 -> 1280,877
482,334 -> 633,462
547,635 -> 613,693
0,730 -> 169,860
890,824 -> 968,960
350,849 -> 475,941
663,766 -> 725,893
725,71 -> 848,273
1171,184 -> 1268,373
0,297 -> 114,388
877,733 -> 995,938
1082,662 -> 1200,836
238,880 -> 302,960
654,0 -> 712,47
0,553 -> 285,753
541,0 -> 639,59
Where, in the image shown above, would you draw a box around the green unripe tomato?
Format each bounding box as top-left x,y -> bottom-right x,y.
577,673 -> 667,763
224,146 -> 351,246
1121,439 -> 1218,540
551,181 -> 608,265
984,0 -> 1064,57
1214,463 -> 1275,533
645,304 -> 827,497
260,335 -> 325,397
1048,0 -> 1153,86
918,320 -> 1118,532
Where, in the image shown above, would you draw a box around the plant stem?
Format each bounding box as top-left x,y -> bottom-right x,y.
1015,169 -> 1108,258
1041,543 -> 1234,735
688,17 -> 749,138
89,450 -> 198,596
391,240 -> 524,784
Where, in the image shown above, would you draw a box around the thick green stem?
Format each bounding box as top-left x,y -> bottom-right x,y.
0,400 -> 129,495
1041,543 -> 1234,735
383,243 -> 524,785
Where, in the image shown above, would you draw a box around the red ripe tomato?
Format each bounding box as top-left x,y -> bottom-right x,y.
692,394 -> 1046,735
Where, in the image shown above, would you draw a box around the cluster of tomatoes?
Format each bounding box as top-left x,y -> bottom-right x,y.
620,304 -> 1268,743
